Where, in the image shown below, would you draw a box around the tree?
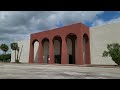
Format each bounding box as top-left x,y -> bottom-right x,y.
16,46 -> 19,61
10,43 -> 18,63
0,44 -> 9,55
102,43 -> 120,65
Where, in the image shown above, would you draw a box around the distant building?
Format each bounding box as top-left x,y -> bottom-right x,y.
11,22 -> 120,65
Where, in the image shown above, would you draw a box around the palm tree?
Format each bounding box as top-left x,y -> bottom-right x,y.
0,44 -> 9,61
16,46 -> 19,61
10,43 -> 18,62
0,44 -> 9,55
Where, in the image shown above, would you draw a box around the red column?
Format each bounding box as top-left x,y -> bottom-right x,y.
86,39 -> 91,64
60,41 -> 62,63
61,37 -> 68,64
76,36 -> 83,65
72,39 -> 75,64
38,41 -> 43,64
29,41 -> 34,63
49,39 -> 54,64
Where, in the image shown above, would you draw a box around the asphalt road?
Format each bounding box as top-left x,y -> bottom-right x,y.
0,63 -> 120,79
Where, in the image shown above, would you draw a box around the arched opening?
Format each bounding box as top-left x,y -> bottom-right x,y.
53,36 -> 62,64
42,38 -> 49,64
66,33 -> 77,64
32,39 -> 39,63
83,34 -> 89,64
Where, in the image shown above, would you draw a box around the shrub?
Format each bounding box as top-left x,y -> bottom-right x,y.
103,43 -> 120,65
0,54 -> 11,62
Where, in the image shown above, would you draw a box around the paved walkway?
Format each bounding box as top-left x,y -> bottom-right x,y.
0,63 -> 120,79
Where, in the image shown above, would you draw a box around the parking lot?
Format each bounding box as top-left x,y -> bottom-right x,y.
0,63 -> 120,79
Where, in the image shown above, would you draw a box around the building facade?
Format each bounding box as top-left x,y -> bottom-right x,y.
29,23 -> 90,65
11,22 -> 120,65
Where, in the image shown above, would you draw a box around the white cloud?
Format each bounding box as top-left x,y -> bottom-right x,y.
92,16 -> 120,27
105,17 -> 120,24
92,19 -> 105,26
0,11 -> 104,47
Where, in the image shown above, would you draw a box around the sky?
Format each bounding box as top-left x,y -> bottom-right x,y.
0,11 -> 120,54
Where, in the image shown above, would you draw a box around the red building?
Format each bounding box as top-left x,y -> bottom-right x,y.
29,23 -> 90,65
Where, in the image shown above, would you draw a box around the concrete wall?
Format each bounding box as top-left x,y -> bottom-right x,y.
67,38 -> 77,63
83,36 -> 86,64
43,41 -> 49,63
54,40 -> 61,55
34,41 -> 39,63
90,22 -> 120,65
11,40 -> 30,63
67,38 -> 72,62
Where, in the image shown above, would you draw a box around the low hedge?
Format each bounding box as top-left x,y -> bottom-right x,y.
0,54 -> 11,62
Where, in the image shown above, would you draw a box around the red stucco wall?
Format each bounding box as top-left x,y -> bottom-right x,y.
29,23 -> 90,65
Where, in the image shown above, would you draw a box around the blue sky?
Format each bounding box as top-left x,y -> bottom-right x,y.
85,11 -> 120,27
0,11 -> 120,54
97,11 -> 120,21
88,11 -> 120,26
55,11 -> 120,27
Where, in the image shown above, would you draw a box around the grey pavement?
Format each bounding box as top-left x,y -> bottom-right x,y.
0,63 -> 120,79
